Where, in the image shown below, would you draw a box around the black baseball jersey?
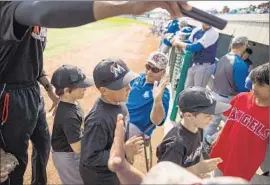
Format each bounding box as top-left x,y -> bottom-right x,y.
0,2 -> 46,83
156,124 -> 203,168
80,98 -> 129,169
51,101 -> 84,153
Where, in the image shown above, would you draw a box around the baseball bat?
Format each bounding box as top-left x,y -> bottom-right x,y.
181,6 -> 227,30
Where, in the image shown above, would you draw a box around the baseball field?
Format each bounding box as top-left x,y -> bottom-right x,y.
23,17 -> 165,184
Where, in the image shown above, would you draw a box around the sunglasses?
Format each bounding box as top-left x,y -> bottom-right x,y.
145,64 -> 163,73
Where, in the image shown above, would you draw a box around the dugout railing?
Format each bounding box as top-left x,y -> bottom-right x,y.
168,47 -> 219,122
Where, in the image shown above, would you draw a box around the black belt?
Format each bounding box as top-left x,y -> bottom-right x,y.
218,94 -> 229,98
0,81 -> 38,90
195,62 -> 215,65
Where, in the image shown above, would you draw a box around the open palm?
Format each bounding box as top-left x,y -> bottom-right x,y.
152,75 -> 169,102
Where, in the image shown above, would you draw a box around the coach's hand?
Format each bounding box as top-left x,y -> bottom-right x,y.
47,88 -> 59,116
108,114 -> 130,173
153,75 -> 169,103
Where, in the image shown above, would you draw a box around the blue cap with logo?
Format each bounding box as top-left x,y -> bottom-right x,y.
178,27 -> 193,36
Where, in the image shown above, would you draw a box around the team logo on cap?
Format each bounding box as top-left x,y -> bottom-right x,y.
206,92 -> 214,104
110,63 -> 126,78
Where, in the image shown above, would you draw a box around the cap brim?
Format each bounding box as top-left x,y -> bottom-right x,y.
73,76 -> 94,88
179,32 -> 190,36
147,61 -> 164,70
106,71 -> 139,91
200,101 -> 231,115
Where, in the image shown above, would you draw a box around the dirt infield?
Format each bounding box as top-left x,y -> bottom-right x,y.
23,22 -> 164,184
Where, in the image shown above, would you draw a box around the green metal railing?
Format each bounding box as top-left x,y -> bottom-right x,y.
169,47 -> 192,121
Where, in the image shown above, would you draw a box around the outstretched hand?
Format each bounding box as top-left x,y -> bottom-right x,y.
47,90 -> 59,116
108,114 -> 130,173
152,75 -> 169,102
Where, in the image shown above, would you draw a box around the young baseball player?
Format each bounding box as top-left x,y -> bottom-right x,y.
50,65 -> 94,185
79,59 -> 141,185
211,63 -> 270,182
156,86 -> 230,178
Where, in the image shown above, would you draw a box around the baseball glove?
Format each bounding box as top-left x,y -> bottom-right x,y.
0,149 -> 19,182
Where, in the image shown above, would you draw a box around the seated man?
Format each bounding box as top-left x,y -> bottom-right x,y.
126,51 -> 170,139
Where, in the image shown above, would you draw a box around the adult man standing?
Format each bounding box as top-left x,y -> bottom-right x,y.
126,51 -> 170,139
204,36 -> 250,145
173,23 -> 219,88
0,2 -> 191,184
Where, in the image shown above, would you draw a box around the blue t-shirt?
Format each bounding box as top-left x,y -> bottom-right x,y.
126,74 -> 170,136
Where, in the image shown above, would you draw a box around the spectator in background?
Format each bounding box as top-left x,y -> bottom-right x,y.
242,47 -> 253,72
159,19 -> 188,54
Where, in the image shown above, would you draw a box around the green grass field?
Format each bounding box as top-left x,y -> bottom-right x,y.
44,17 -> 150,58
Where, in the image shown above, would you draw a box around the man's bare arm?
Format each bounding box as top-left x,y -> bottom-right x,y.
151,77 -> 169,125
150,99 -> 165,125
14,1 -> 191,28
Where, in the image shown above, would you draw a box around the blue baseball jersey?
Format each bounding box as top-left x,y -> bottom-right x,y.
188,27 -> 219,64
163,19 -> 180,47
126,74 -> 170,136
213,54 -> 249,96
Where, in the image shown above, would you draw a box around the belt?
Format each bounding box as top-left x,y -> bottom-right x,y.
195,62 -> 215,65
0,81 -> 38,90
218,94 -> 229,98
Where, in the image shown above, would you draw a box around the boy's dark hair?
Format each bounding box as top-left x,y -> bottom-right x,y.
55,88 -> 76,96
250,63 -> 269,85
179,111 -> 199,118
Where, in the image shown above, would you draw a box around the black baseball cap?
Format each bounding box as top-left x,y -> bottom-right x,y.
93,58 -> 139,90
51,65 -> 94,89
178,86 -> 231,115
